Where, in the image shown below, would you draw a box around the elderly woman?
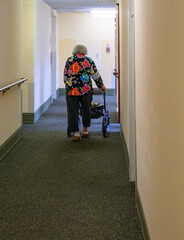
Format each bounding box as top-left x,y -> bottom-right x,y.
64,44 -> 106,141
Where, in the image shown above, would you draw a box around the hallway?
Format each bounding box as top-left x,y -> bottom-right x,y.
2,0 -> 184,238
0,95 -> 142,239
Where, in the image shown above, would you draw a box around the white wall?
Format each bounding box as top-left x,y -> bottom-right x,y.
58,12 -> 115,89
34,0 -> 52,111
55,11 -> 60,91
0,0 -> 22,145
22,0 -> 59,113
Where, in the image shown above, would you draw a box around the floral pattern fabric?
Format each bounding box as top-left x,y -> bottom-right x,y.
64,54 -> 104,96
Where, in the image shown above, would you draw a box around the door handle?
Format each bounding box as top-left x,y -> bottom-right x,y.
113,70 -> 118,77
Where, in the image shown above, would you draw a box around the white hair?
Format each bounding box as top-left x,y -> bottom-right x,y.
72,44 -> 88,55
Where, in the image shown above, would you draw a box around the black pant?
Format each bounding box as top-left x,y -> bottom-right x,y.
66,94 -> 92,132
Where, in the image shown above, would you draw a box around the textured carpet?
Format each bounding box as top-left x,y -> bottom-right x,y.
0,95 -> 143,240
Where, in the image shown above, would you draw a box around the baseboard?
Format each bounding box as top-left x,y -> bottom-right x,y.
136,186 -> 151,240
34,96 -> 52,122
120,124 -> 130,170
57,88 -> 115,96
120,124 -> 150,239
22,113 -> 34,124
57,88 -> 66,96
23,96 -> 52,124
0,126 -> 22,161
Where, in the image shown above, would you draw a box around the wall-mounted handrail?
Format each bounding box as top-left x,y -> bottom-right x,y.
0,78 -> 28,95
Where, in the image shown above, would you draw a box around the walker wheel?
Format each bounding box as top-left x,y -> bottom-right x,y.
102,125 -> 107,137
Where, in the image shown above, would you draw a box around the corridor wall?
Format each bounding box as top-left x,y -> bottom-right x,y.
119,0 -> 130,152
22,0 -> 59,123
58,12 -> 115,91
34,0 -> 52,112
22,0 -> 34,113
0,0 -> 22,147
134,1 -> 184,239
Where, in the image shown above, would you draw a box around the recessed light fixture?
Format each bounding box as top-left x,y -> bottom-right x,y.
91,8 -> 115,18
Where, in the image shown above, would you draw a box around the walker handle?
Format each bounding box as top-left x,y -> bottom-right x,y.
103,91 -> 106,113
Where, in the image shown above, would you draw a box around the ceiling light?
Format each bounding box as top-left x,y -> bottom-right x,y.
91,8 -> 115,18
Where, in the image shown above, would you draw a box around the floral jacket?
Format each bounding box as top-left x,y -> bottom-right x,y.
64,54 -> 104,96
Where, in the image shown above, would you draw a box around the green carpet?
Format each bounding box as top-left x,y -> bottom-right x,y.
0,95 -> 143,240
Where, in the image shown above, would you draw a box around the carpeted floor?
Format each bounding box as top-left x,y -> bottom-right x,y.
0,95 -> 143,240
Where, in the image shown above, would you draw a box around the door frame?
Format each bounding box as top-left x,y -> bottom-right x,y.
115,2 -> 120,123
51,12 -> 57,100
128,0 -> 136,181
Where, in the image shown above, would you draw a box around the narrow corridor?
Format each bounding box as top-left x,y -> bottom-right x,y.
0,95 -> 142,239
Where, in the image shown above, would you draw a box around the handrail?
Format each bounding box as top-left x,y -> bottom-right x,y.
0,78 -> 28,95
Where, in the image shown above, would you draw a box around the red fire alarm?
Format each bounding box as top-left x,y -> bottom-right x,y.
106,43 -> 110,53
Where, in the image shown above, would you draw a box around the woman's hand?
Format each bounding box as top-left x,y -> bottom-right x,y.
101,85 -> 106,92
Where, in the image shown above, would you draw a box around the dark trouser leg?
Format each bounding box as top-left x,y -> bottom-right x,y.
79,94 -> 92,128
66,95 -> 80,132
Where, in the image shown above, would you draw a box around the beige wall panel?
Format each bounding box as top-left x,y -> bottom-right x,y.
135,0 -> 184,239
59,39 -> 75,88
101,40 -> 115,89
22,82 -> 29,113
58,12 -> 115,89
59,13 -> 115,41
0,0 -> 22,87
22,0 -> 34,112
0,88 -> 22,145
0,0 -> 22,146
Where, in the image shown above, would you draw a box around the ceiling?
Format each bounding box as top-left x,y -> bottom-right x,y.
42,0 -> 116,12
